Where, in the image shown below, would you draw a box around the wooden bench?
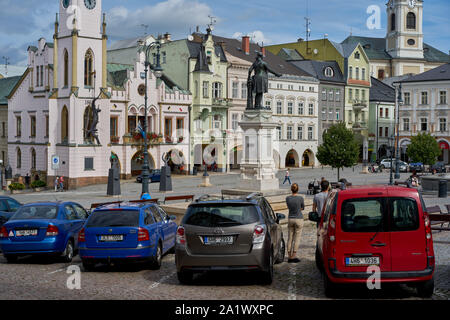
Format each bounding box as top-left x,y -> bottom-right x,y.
129,199 -> 159,204
427,206 -> 450,231
162,195 -> 194,204
90,201 -> 122,210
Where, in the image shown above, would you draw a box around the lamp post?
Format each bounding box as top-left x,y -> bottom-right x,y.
395,83 -> 403,180
138,38 -> 163,195
389,135 -> 395,185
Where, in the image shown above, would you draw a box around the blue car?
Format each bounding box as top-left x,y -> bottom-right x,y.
0,202 -> 88,263
0,197 -> 22,228
79,202 -> 177,271
136,170 -> 161,184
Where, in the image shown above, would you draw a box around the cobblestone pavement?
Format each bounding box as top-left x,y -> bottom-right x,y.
0,222 -> 448,300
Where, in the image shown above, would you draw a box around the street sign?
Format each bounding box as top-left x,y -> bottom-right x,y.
51,155 -> 60,170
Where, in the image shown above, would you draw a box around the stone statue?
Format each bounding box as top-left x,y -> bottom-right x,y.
247,52 -> 282,110
160,152 -> 172,192
86,93 -> 101,145
110,153 -> 119,170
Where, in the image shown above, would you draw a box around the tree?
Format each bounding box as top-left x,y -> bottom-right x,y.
317,123 -> 359,180
407,133 -> 441,166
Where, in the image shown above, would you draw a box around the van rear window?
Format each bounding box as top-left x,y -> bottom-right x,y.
183,204 -> 259,227
87,210 -> 140,227
341,199 -> 384,233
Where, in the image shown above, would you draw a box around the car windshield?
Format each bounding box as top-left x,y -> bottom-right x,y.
11,205 -> 58,220
86,210 -> 140,227
183,204 -> 259,227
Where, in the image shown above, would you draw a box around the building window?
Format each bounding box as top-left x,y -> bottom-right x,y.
164,118 -> 172,138
349,89 -> 353,101
403,118 -> 410,131
287,126 -> 293,140
328,90 -> 334,101
298,102 -> 304,115
36,67 -> 39,88
84,50 -> 94,87
362,68 -> 366,81
391,13 -> 396,31
241,82 -> 247,100
308,126 -> 313,140
379,127 -> 383,137
232,82 -> 239,99
421,92 -> 428,105
30,115 -> 36,138
322,89 -> 327,101
309,87 -> 315,92
83,107 -> 93,143
16,148 -> 21,169
421,118 -> 428,132
308,103 -> 314,116
355,89 -> 360,100
110,116 -> 118,139
362,90 -> 366,101
1,122 -> 4,138
213,115 -> 222,130
336,109 -> 340,120
276,101 -> 282,114
194,81 -> 198,98
355,67 -> 360,80
84,157 -> 94,171
297,126 -> 303,140
385,127 -> 389,137
385,108 -> 389,118
287,102 -> 293,115
202,81 -> 209,98
16,116 -> 21,137
61,106 -> 69,143
439,91 -> 447,105
232,114 -> 239,131
212,82 -> 223,99
354,52 -> 360,60
277,127 -> 282,140
265,100 -> 271,109
40,65 -> 44,87
349,66 -> 353,79
64,50 -> 69,87
407,12 -> 416,30
379,107 -> 384,118
45,115 -> 49,137
335,90 -> 341,102
440,118 -> 447,132
322,109 -> 327,120
404,92 -> 411,105
324,67 -> 334,77
31,148 -> 36,170
162,52 -> 166,64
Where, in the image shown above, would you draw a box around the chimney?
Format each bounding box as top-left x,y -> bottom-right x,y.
217,41 -> 226,52
164,32 -> 171,42
242,36 -> 250,55
261,46 -> 266,57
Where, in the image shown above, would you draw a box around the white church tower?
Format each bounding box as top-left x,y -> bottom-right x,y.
386,0 -> 424,60
48,0 -> 110,188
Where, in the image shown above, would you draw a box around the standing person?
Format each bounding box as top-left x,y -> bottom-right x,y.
313,180 -> 330,228
54,176 -> 59,192
24,173 -> 31,189
59,176 -> 64,192
286,183 -> 304,263
282,168 -> 292,185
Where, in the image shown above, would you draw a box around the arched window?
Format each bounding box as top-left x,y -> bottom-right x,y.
391,14 -> 396,31
16,148 -> 21,169
83,106 -> 93,143
61,106 -> 69,143
407,12 -> 416,29
31,148 -> 36,169
84,50 -> 94,87
64,50 -> 69,87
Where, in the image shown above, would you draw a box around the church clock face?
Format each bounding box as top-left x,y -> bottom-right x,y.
408,0 -> 416,9
62,0 -> 70,9
84,0 -> 96,10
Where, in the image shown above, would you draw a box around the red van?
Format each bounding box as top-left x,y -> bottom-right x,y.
310,185 -> 435,298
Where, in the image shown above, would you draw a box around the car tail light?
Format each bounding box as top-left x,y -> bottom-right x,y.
176,226 -> 186,245
424,212 -> 433,250
0,226 -> 8,238
138,228 -> 149,242
253,225 -> 266,248
78,228 -> 86,243
46,225 -> 59,237
329,217 -> 336,242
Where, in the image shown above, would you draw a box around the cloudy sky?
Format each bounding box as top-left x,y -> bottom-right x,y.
1,0 -> 449,76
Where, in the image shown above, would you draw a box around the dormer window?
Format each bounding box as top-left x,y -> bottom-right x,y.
354,52 -> 360,60
324,67 -> 334,78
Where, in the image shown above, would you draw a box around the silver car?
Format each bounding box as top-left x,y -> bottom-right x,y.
175,194 -> 286,285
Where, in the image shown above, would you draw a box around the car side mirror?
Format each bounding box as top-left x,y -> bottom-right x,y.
309,212 -> 320,223
276,213 -> 286,224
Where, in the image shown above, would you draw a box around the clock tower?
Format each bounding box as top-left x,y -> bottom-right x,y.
386,0 -> 424,60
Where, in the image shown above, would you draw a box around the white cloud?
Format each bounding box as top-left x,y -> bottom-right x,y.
107,0 -> 214,40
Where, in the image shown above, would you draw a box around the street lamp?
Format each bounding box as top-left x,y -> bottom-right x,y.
138,38 -> 163,195
389,135 -> 395,185
395,83 -> 403,180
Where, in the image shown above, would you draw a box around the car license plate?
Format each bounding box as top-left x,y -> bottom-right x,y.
346,257 -> 380,266
15,229 -> 38,237
204,236 -> 234,245
100,235 -> 124,242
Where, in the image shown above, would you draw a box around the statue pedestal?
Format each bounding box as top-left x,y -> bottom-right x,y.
107,168 -> 121,196
237,109 -> 279,192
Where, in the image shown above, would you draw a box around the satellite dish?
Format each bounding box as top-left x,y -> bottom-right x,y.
313,48 -> 319,55
188,35 -> 194,41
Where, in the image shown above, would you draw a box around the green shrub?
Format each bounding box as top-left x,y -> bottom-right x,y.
8,183 -> 25,191
31,180 -> 47,188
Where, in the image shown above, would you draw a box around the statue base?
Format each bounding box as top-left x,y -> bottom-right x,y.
107,168 -> 121,196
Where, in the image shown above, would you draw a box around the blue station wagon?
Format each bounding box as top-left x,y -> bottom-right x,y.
0,202 -> 88,263
79,202 -> 177,271
0,197 -> 22,228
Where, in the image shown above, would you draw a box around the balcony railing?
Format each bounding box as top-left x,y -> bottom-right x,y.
212,98 -> 232,108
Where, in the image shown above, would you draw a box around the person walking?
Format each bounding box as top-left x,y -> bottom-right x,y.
286,183 -> 304,263
313,180 -> 330,228
282,168 -> 292,185
59,176 -> 65,192
54,176 -> 59,192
